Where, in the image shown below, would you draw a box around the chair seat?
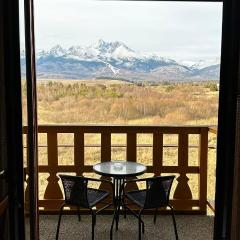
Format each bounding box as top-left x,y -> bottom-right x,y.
126,190 -> 147,208
87,188 -> 109,207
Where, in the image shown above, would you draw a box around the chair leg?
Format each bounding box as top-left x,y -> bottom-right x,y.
116,203 -> 121,231
138,217 -> 142,240
142,221 -> 145,234
169,205 -> 179,240
154,208 -> 158,224
77,207 -> 81,222
122,197 -> 127,219
122,188 -> 127,219
141,209 -> 145,234
110,209 -> 116,240
123,205 -> 127,219
91,210 -> 96,240
138,210 -> 144,240
56,204 -> 66,240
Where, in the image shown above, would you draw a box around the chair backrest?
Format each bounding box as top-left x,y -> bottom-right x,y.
144,175 -> 175,209
59,175 -> 89,208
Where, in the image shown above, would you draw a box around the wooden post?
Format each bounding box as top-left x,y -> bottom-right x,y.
199,128 -> 208,214
101,132 -> 111,162
127,132 -> 136,162
126,132 -> 138,191
99,132 -> 112,208
174,133 -> 192,210
44,132 -> 63,210
74,132 -> 84,176
153,132 -> 163,176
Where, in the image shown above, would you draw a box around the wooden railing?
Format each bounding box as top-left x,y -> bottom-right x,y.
207,126 -> 217,213
23,125 -> 212,214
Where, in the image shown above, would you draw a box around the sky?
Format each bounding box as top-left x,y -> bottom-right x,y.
19,0 -> 223,61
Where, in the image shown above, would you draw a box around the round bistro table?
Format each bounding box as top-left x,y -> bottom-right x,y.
93,160 -> 146,232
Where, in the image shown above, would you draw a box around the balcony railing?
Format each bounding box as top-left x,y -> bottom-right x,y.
23,125 -> 217,214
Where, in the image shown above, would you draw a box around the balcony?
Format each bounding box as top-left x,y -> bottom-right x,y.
23,124 -> 217,239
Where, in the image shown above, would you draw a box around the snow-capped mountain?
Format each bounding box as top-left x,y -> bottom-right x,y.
21,39 -> 220,82
179,58 -> 220,70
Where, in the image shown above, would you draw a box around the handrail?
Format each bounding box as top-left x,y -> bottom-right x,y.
23,124 -> 210,132
23,144 -> 216,149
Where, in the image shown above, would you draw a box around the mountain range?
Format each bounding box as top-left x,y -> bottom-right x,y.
20,39 -> 220,82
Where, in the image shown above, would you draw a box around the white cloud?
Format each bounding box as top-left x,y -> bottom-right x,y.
20,0 -> 223,61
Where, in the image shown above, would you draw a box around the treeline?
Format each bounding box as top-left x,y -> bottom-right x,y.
21,80 -> 219,125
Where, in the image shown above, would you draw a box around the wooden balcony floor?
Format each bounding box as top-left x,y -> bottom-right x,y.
34,214 -> 214,240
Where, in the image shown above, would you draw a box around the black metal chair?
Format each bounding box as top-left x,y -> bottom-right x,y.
56,174 -> 114,240
121,175 -> 178,240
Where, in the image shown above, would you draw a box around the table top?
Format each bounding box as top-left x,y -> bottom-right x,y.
93,160 -> 146,178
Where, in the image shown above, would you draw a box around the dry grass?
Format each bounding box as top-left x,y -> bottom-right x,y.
22,79 -> 218,125
22,79 -> 218,214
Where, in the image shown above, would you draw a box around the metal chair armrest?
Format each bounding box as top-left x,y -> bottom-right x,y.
120,178 -> 150,196
86,177 -> 115,199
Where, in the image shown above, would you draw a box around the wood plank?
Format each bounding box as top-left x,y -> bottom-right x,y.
50,143 -> 201,148
199,128 -> 208,213
44,132 -> 63,201
178,133 -> 189,167
101,132 -> 111,162
22,125 -> 208,134
74,132 -> 84,175
174,134 -> 192,208
47,132 -> 58,167
153,132 -> 163,175
35,125 -> 206,134
149,166 -> 199,173
38,165 -> 93,172
127,132 -> 136,162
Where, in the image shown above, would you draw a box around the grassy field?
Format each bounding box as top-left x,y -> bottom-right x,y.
22,79 -> 219,125
22,79 -> 218,213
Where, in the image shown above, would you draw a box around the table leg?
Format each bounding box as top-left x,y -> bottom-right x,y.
111,177 -> 126,233
115,178 -> 126,230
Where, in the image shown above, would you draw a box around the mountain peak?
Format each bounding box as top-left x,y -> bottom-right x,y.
33,40 -> 220,81
91,39 -> 134,56
92,39 -> 110,51
94,39 -> 106,46
49,44 -> 66,57
178,58 -> 221,70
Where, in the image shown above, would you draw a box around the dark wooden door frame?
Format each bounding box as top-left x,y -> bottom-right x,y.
0,0 -> 26,239
24,0 -> 39,239
0,3 -> 9,239
214,0 -> 240,239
